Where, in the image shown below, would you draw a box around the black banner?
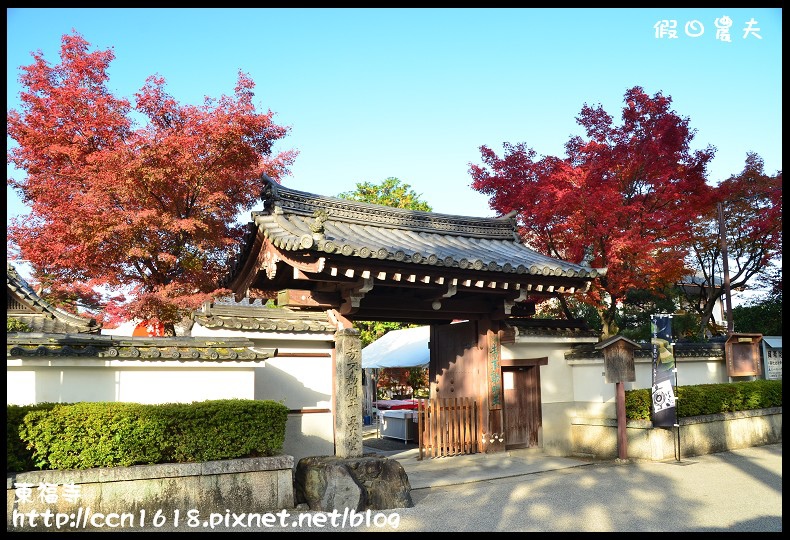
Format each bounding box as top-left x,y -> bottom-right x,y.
651,315 -> 676,427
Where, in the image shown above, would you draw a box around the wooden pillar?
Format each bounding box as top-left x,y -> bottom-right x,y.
616,381 -> 627,460
596,335 -> 639,461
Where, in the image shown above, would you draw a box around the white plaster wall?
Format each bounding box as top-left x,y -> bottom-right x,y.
117,369 -> 254,403
6,366 -> 255,405
670,358 -> 729,385
254,357 -> 332,409
283,412 -> 335,464
6,370 -> 36,406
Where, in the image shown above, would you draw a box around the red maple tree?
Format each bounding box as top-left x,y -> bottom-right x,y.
7,32 -> 297,329
683,153 -> 782,336
469,86 -> 716,337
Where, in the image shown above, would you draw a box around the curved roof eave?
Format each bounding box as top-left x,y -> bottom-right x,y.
247,176 -> 606,280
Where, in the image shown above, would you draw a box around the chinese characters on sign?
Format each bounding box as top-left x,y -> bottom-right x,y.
654,17 -> 762,40
765,348 -> 782,381
14,482 -> 82,504
487,333 -> 502,410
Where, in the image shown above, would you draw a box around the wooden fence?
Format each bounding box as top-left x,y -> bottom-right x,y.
416,397 -> 479,459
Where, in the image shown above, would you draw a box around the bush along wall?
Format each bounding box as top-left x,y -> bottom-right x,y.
9,399 -> 288,472
7,403 -> 60,472
624,379 -> 782,421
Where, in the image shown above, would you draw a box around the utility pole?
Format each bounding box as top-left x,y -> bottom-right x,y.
717,202 -> 734,335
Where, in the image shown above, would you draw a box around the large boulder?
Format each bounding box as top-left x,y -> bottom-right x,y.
294,455 -> 413,511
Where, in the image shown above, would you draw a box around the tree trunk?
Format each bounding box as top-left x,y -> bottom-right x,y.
696,291 -> 722,338
598,306 -> 619,339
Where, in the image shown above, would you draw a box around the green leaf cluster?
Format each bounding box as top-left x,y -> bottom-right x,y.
6,317 -> 32,332
155,399 -> 288,463
11,399 -> 288,471
625,379 -> 782,420
6,403 -> 60,472
733,296 -> 783,336
337,177 -> 432,212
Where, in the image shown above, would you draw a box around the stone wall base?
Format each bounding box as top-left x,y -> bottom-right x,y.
571,407 -> 782,461
7,455 -> 294,532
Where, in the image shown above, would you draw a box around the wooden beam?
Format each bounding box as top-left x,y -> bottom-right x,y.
277,289 -> 341,309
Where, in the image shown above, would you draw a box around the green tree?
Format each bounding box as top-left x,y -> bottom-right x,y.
7,318 -> 32,332
338,177 -> 432,211
732,267 -> 782,336
355,320 -> 409,348
733,297 -> 782,336
337,177 -> 432,360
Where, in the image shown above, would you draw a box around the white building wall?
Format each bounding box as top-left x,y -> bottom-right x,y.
190,322 -> 337,463
6,361 -> 260,406
8,322 -> 338,465
500,336 -> 731,457
117,369 -> 255,403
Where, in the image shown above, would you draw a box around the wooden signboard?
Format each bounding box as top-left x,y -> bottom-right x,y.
725,333 -> 763,377
596,335 -> 638,383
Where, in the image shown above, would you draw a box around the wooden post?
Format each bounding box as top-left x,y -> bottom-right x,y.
616,381 -> 627,460
596,335 -> 639,462
418,399 -> 424,461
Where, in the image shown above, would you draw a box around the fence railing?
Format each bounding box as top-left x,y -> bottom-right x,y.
416,397 -> 479,459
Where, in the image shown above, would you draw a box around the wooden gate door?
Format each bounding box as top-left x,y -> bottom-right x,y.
502,364 -> 541,449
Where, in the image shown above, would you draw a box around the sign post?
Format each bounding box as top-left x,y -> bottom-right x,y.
651,315 -> 680,460
596,335 -> 639,460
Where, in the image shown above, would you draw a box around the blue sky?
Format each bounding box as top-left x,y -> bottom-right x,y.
7,8 -> 782,224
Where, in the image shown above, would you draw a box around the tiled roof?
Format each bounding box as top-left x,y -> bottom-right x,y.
565,341 -> 725,360
7,333 -> 276,361
193,299 -> 337,333
7,263 -> 101,334
501,319 -> 600,341
225,176 -> 608,324
242,175 -> 605,280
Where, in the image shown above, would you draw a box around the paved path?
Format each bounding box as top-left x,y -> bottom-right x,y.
370,445 -> 591,489
393,443 -> 783,532
139,442 -> 781,532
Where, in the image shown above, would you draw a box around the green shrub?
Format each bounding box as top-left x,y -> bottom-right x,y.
625,379 -> 782,420
19,402 -> 167,470
6,403 -> 60,472
11,399 -> 289,471
156,399 -> 288,463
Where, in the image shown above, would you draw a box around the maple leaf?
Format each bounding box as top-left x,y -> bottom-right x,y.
7,31 -> 298,326
470,86 -> 717,337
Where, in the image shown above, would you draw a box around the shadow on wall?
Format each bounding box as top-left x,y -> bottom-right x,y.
254,361 -> 336,465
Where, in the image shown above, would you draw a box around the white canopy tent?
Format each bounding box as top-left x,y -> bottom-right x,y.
361,326 -> 430,419
362,325 -> 430,369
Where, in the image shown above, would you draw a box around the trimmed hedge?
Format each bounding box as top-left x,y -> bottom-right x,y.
6,402 -> 60,472
625,379 -> 782,420
9,399 -> 288,472
7,381 -> 781,471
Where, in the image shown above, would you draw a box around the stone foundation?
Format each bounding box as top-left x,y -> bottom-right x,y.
7,455 -> 294,532
570,407 -> 782,460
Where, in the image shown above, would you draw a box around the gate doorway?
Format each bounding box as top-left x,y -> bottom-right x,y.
501,358 -> 547,449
